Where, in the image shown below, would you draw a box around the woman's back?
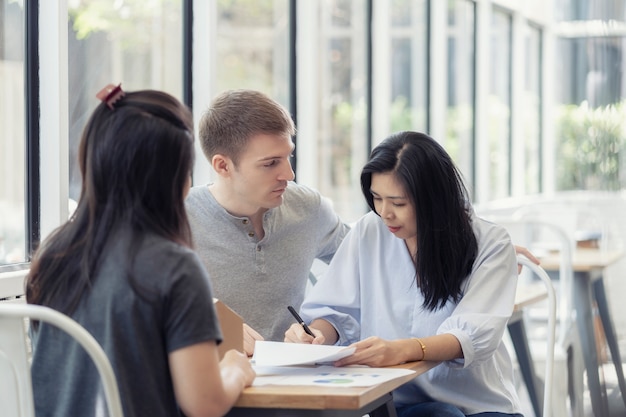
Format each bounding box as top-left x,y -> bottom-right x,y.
30,227 -> 220,417
27,86 -> 255,417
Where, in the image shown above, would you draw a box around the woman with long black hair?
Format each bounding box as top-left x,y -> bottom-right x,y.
27,85 -> 254,417
286,131 -> 522,417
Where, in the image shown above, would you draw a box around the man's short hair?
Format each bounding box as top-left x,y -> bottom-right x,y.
198,89 -> 296,164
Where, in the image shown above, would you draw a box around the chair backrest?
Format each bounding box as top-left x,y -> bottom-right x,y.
484,216 -> 574,345
0,303 -> 124,417
517,255 -> 557,417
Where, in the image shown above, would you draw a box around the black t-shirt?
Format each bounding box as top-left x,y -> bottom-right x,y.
31,230 -> 221,417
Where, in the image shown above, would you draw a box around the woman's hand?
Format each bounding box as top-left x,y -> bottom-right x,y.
284,318 -> 338,345
220,349 -> 256,389
169,342 -> 255,417
284,323 -> 326,344
333,336 -> 406,367
514,245 -> 540,274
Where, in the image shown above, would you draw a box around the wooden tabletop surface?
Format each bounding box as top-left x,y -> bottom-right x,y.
536,248 -> 624,272
234,360 -> 439,410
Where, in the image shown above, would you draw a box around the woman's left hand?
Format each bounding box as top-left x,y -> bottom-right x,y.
514,245 -> 540,274
333,336 -> 404,367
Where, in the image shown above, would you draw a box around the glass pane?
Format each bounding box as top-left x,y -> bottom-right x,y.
0,0 -> 26,265
390,0 -> 428,133
524,25 -> 541,194
557,36 -> 623,107
391,0 -> 411,27
331,0 -> 352,27
215,0 -> 290,105
68,0 -> 184,204
315,0 -> 368,223
554,0 -> 626,22
488,10 -> 512,200
447,0 -> 475,190
555,36 -> 626,191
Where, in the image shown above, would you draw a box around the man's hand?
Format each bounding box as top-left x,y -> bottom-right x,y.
243,323 -> 264,357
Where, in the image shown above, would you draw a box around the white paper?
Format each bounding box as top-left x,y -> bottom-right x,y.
251,365 -> 417,387
252,341 -> 356,366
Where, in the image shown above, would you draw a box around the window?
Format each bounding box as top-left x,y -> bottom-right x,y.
67,0 -> 185,204
447,0 -> 475,190
294,0 -> 370,223
0,0 -> 26,267
389,0 -> 428,133
1,1 -> 557,275
214,0 -> 290,104
553,4 -> 626,192
312,0 -> 369,222
488,9 -> 512,200
523,24 -> 541,194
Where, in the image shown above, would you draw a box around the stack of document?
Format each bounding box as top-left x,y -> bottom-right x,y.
251,341 -> 417,387
252,341 -> 355,366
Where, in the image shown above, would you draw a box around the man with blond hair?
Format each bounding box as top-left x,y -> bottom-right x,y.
186,89 -> 349,355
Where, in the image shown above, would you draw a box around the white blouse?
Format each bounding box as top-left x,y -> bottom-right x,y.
300,210 -> 523,415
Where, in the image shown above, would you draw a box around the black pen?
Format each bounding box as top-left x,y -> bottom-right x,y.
287,305 -> 315,337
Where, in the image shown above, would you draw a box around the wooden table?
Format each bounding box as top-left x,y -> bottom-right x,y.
538,248 -> 623,273
225,361 -> 439,417
539,248 -> 626,417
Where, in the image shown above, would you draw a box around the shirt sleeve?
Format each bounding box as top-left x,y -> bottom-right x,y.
314,194 -> 351,264
163,251 -> 222,353
438,223 -> 518,369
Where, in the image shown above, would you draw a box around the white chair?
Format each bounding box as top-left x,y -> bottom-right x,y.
490,217 -> 583,417
517,255 -> 557,417
0,303 -> 124,417
508,214 -> 586,417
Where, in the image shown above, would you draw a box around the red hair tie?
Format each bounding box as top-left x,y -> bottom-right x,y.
96,83 -> 125,110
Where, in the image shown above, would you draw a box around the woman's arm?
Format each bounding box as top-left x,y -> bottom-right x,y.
169,342 -> 255,417
333,333 -> 462,367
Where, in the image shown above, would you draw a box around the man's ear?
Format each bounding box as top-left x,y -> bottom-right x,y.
211,154 -> 233,177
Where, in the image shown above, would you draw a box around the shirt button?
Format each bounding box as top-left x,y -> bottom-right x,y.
248,232 -> 254,237
257,246 -> 262,252
242,219 -> 249,224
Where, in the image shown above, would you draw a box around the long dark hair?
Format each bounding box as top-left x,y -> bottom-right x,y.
360,131 -> 477,311
26,90 -> 195,314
